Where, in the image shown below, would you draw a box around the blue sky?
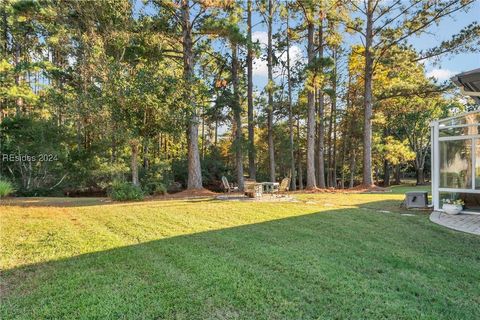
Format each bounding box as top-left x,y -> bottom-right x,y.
400,1 -> 479,81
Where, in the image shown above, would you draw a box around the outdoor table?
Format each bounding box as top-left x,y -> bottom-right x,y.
244,180 -> 263,198
262,182 -> 279,193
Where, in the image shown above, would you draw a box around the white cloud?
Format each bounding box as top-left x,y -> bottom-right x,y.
252,31 -> 268,46
252,31 -> 268,77
426,69 -> 456,81
284,45 -> 304,66
253,58 -> 268,77
251,30 -> 305,78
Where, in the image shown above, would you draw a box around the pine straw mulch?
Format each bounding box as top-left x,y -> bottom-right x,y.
290,185 -> 391,194
148,188 -> 219,200
215,193 -> 298,202
151,185 -> 392,201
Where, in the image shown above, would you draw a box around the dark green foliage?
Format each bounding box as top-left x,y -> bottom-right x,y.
67,149 -> 129,192
140,163 -> 171,195
201,147 -> 228,191
171,158 -> 188,188
108,181 -> 144,201
0,117 -> 70,195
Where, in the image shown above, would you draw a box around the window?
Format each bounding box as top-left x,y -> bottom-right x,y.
476,140 -> 480,190
439,112 -> 480,127
439,125 -> 479,137
439,139 -> 472,189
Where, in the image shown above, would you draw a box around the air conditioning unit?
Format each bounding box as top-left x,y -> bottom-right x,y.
405,191 -> 428,208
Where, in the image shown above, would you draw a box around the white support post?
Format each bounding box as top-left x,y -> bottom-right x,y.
432,121 -> 440,211
472,138 -> 476,191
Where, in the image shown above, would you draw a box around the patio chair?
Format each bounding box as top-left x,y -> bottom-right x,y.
221,176 -> 238,193
278,177 -> 290,193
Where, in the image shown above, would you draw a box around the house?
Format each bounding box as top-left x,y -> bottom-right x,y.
431,68 -> 480,214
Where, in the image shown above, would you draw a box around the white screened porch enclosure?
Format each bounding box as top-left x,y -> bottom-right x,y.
431,69 -> 480,214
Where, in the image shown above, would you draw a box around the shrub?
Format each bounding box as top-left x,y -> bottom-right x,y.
153,183 -> 167,195
67,153 -> 130,192
142,179 -> 167,195
108,181 -> 144,201
140,163 -> 171,195
0,179 -> 15,197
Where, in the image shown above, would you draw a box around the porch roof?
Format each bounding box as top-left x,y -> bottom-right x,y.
451,68 -> 480,104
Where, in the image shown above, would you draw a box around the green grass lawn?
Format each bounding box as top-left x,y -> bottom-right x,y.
1,186 -> 479,319
389,183 -> 431,195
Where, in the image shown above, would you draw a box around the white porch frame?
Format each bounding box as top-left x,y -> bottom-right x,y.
431,112 -> 480,215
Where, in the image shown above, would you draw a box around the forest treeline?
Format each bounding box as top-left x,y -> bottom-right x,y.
0,0 -> 479,196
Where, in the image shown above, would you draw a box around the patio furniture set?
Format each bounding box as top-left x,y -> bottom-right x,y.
221,176 -> 290,198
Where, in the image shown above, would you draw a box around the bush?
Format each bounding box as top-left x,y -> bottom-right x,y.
140,162 -> 171,195
108,181 -> 144,201
68,153 -> 130,192
152,183 -> 167,195
142,180 -> 167,195
0,179 -> 15,197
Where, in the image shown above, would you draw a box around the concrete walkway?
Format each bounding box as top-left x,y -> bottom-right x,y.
430,211 -> 480,235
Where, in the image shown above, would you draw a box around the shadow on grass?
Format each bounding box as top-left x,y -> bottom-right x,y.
1,203 -> 479,319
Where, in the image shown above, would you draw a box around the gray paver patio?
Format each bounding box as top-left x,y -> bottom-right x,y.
430,211 -> 480,235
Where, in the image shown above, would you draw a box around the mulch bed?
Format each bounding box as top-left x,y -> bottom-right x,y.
291,185 -> 391,194
148,188 -> 219,200
215,194 -> 297,202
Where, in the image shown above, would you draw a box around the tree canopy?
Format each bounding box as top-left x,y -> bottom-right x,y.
0,0 -> 477,196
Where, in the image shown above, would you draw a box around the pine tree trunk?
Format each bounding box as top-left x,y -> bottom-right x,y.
232,42 -> 244,191
201,108 -> 205,160
286,9 -> 296,191
316,19 -> 325,188
297,118 -> 303,190
340,132 -> 346,189
267,0 -> 275,182
306,21 -> 316,189
332,114 -> 337,188
330,49 -> 338,188
363,0 -> 374,186
341,75 -> 352,190
182,0 -> 202,189
317,91 -> 326,188
247,0 -> 256,180
327,100 -> 332,188
349,149 -> 356,188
